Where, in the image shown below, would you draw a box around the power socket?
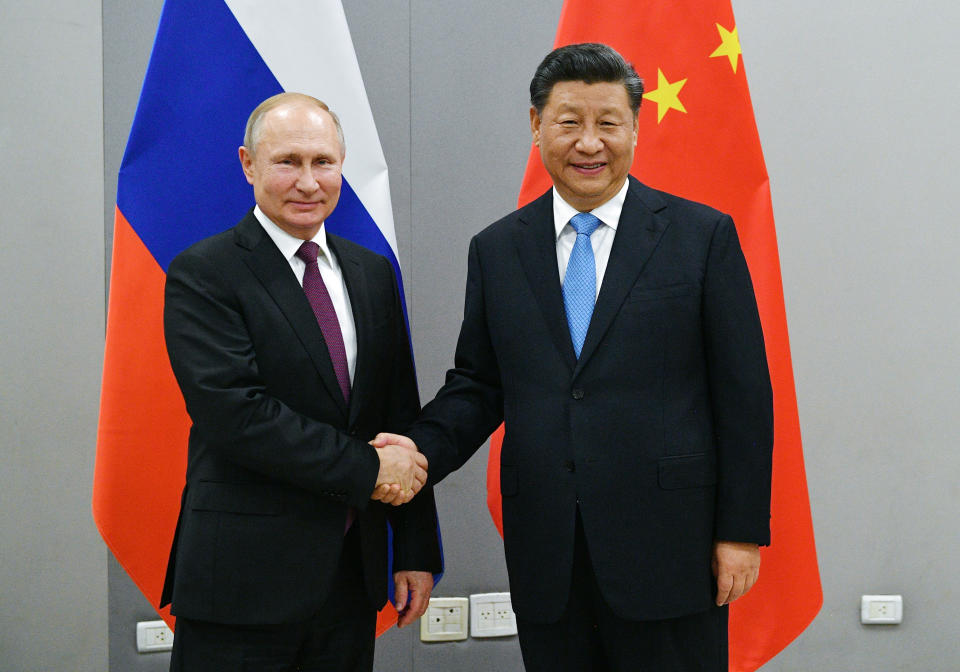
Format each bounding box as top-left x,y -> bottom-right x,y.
420,597 -> 469,642
136,620 -> 174,652
470,592 -> 517,637
861,594 -> 903,624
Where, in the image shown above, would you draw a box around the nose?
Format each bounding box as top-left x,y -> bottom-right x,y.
295,164 -> 319,193
575,124 -> 604,154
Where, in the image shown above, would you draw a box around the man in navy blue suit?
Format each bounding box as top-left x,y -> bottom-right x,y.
375,44 -> 773,671
162,93 -> 441,672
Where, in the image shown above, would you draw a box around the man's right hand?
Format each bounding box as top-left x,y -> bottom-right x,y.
372,437 -> 427,506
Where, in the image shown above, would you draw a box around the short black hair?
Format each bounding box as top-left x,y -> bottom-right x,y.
530,43 -> 644,115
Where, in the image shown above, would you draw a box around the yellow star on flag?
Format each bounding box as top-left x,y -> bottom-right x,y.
642,68 -> 687,124
710,23 -> 741,73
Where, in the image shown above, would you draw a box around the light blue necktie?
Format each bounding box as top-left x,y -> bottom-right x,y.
562,212 -> 601,358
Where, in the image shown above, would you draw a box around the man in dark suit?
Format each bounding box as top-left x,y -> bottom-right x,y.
161,92 -> 441,671
375,44 -> 773,670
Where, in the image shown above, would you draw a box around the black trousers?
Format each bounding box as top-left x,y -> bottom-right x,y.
169,526 -> 376,672
517,512 -> 728,672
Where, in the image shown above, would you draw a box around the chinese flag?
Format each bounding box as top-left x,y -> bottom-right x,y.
486,1 -> 822,668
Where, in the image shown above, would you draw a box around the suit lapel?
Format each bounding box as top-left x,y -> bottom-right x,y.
515,189 -> 578,371
235,213 -> 349,418
328,236 -> 370,427
574,178 -> 670,377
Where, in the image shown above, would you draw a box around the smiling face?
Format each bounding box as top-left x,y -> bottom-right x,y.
531,80 -> 639,212
239,102 -> 344,240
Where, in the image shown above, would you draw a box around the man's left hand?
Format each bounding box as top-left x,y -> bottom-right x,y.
712,541 -> 760,606
394,570 -> 434,627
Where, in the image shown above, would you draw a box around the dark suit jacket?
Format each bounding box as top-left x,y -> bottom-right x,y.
160,210 -> 441,625
409,176 -> 772,624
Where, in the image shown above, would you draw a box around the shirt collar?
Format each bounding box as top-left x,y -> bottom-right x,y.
253,205 -> 333,264
553,178 -> 629,240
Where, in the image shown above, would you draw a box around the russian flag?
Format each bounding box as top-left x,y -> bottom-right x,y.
93,0 -> 429,635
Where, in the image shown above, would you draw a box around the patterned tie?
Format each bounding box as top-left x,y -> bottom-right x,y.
562,212 -> 602,358
296,241 -> 351,404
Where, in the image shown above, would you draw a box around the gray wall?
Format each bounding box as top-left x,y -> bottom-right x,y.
3,0 -> 958,669
0,1 -> 108,671
737,2 -> 960,667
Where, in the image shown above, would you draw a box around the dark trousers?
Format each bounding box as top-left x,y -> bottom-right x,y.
169,527 -> 376,672
517,512 -> 728,672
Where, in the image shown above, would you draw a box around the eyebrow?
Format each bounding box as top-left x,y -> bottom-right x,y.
271,151 -> 337,162
554,102 -> 628,115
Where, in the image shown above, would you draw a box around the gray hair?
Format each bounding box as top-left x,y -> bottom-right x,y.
243,92 -> 345,155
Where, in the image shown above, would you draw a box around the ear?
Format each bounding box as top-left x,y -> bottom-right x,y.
238,146 -> 255,185
529,106 -> 542,147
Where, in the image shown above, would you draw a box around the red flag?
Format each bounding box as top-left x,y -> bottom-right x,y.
487,1 -> 821,668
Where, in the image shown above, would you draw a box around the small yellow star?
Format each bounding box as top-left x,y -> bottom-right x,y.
642,69 -> 687,124
710,23 -> 741,73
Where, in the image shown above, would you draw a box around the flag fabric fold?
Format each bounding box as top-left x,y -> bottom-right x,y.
486,1 -> 821,668
94,0 -> 429,636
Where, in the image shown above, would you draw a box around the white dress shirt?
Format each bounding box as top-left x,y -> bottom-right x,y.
254,206 -> 357,385
553,179 -> 629,298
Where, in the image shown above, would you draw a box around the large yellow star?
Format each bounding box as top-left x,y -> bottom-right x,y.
642,69 -> 687,124
710,23 -> 741,73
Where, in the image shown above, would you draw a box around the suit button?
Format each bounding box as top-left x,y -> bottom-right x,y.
563,460 -> 575,473
571,388 -> 584,400
349,429 -> 358,437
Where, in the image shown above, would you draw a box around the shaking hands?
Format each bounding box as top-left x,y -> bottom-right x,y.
370,433 -> 426,506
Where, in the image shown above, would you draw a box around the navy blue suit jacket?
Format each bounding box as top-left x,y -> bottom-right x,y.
410,177 -> 772,623
160,210 -> 441,625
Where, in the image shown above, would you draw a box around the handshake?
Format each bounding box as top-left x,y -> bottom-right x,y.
370,433 -> 426,506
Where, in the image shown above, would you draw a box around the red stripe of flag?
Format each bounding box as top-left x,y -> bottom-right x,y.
487,1 -> 821,668
93,207 -> 188,628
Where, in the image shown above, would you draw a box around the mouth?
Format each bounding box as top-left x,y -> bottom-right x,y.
571,162 -> 606,174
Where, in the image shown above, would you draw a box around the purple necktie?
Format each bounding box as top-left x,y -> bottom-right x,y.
296,241 -> 351,404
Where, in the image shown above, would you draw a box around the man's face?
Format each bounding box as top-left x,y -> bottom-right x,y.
531,80 -> 639,212
239,103 -> 344,240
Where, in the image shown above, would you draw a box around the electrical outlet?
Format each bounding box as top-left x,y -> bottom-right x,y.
861,594 -> 903,624
470,592 -> 518,637
494,601 -> 516,631
136,620 -> 174,652
477,601 -> 494,628
420,597 -> 469,641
